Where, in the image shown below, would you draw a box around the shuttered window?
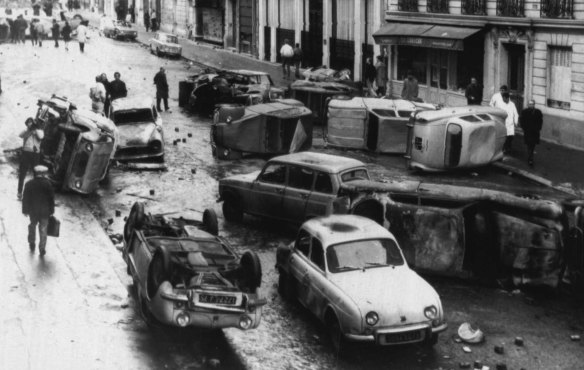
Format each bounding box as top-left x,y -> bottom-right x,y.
547,47 -> 572,110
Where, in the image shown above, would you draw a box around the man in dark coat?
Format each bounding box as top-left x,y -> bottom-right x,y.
22,165 -> 55,256
51,19 -> 60,48
519,99 -> 543,167
100,73 -> 112,115
465,77 -> 483,105
154,67 -> 169,112
109,72 -> 128,101
363,57 -> 376,96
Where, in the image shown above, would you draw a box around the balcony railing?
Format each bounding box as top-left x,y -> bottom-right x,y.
398,0 -> 419,12
427,0 -> 449,13
541,0 -> 574,18
461,0 -> 487,15
496,0 -> 525,17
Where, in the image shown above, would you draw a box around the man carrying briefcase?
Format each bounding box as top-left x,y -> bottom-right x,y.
22,165 -> 55,257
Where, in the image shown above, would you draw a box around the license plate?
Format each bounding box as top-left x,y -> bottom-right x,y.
382,330 -> 423,344
199,294 -> 236,305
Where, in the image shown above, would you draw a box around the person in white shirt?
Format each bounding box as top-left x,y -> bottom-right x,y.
17,118 -> 45,199
280,39 -> 294,79
499,92 -> 518,154
489,85 -> 508,109
90,75 -> 107,114
76,21 -> 88,53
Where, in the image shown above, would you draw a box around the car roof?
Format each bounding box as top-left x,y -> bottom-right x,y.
414,105 -> 507,122
269,152 -> 365,173
111,96 -> 154,111
302,215 -> 394,247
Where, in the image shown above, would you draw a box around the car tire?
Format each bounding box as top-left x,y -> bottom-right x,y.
203,208 -> 219,236
239,251 -> 262,292
326,315 -> 345,353
222,197 -> 243,223
278,270 -> 295,302
425,333 -> 439,346
147,246 -> 171,299
124,202 -> 145,243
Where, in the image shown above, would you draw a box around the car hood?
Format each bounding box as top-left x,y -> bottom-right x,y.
222,171 -> 260,184
329,266 -> 441,326
118,122 -> 157,146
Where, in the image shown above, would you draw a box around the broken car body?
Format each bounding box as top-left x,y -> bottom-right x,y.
123,202 -> 266,330
290,80 -> 358,124
211,99 -> 313,159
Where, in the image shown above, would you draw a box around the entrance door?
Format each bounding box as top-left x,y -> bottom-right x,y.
505,44 -> 525,112
302,0 -> 323,68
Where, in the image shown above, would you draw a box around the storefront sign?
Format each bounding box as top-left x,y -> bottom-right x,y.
374,35 -> 462,50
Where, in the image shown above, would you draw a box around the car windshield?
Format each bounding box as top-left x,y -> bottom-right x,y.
340,168 -> 370,182
165,35 -> 178,44
115,20 -> 130,27
326,239 -> 404,273
113,109 -> 154,124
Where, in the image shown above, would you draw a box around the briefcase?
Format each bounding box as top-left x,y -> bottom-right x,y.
48,215 -> 60,238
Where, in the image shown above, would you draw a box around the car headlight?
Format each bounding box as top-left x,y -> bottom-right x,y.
149,140 -> 162,152
239,315 -> 253,330
85,143 -> 93,152
365,311 -> 379,326
424,305 -> 438,320
176,312 -> 190,327
75,180 -> 82,189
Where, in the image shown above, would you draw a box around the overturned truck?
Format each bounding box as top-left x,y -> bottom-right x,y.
339,179 -> 584,290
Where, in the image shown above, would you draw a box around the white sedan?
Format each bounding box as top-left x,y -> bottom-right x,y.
276,215 -> 447,351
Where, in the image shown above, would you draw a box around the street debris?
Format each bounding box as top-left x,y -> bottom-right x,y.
207,358 -> 220,368
459,362 -> 471,369
149,189 -> 155,195
458,323 -> 485,344
462,346 -> 472,353
115,210 -> 121,217
494,345 -> 504,354
514,337 -> 524,346
496,364 -> 508,370
570,334 -> 581,341
124,162 -> 168,171
473,360 -> 482,368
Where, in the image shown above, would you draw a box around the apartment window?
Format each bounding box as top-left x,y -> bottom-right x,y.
547,47 -> 572,110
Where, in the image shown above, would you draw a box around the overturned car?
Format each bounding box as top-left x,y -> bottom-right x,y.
211,99 -> 313,160
290,80 -> 358,124
123,202 -> 267,329
36,95 -> 118,194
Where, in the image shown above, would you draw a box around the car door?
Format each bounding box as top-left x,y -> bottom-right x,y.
127,233 -> 151,291
248,162 -> 287,218
288,230 -> 312,308
282,165 -> 314,222
302,238 -> 329,317
305,171 -> 336,218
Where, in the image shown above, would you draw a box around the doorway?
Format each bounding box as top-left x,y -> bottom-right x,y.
503,43 -> 525,111
301,0 -> 323,68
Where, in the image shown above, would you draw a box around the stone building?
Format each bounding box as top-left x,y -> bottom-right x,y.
374,0 -> 584,149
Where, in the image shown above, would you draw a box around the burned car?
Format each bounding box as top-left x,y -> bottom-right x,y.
123,202 -> 267,329
100,17 -> 137,40
290,80 -> 358,124
211,99 -> 313,160
187,69 -> 285,114
109,96 -> 164,162
276,215 -> 446,350
406,106 -> 507,171
326,97 -> 437,153
35,95 -> 118,194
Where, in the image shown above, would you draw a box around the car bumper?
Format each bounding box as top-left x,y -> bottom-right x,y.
344,322 -> 448,344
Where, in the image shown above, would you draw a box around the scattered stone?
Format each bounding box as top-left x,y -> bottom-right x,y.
458,323 -> 485,343
188,133 -> 192,137
496,364 -> 507,370
462,346 -> 472,353
23,80 -> 27,84
107,218 -> 114,225
149,189 -> 155,195
173,140 -> 178,145
507,171 -> 513,176
454,337 -> 462,343
178,177 -> 185,180
191,168 -> 196,174
570,334 -> 581,341
175,127 -> 179,132
494,345 -> 504,354
116,187 -> 122,193
207,358 -> 220,368
182,138 -> 186,143
443,355 -> 451,359
121,303 -> 129,309
473,360 -> 482,369
115,210 -> 121,217
459,363 -> 471,369
514,337 -> 524,346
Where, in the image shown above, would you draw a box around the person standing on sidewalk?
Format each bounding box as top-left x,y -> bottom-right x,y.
154,67 -> 169,112
364,57 -> 377,97
499,92 -> 519,154
29,19 -> 38,46
280,39 -> 294,80
22,165 -> 55,257
293,43 -> 303,79
151,10 -> 157,32
34,18 -> 46,47
465,77 -> 483,105
144,10 -> 150,32
401,70 -> 418,101
90,75 -> 106,115
61,21 -> 72,51
17,118 -> 44,200
76,21 -> 88,53
519,99 -> 543,167
51,19 -> 60,48
375,56 -> 388,97
489,85 -> 508,109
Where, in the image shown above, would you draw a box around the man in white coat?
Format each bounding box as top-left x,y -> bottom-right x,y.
76,21 -> 88,53
489,85 -> 508,109
499,92 -> 518,154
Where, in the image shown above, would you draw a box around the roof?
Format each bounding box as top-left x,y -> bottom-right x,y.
111,96 -> 154,111
414,105 -> 507,123
270,152 -> 365,173
302,215 -> 395,248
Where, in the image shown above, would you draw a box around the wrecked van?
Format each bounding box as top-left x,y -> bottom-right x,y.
290,80 -> 358,123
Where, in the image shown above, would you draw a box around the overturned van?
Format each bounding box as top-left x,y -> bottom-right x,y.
406,106 -> 507,171
326,97 -> 437,153
290,80 -> 358,124
211,99 -> 313,160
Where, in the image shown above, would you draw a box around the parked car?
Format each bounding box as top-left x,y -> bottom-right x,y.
218,152 -> 370,223
122,202 -> 267,329
100,17 -> 137,40
188,69 -> 285,113
406,106 -> 507,171
109,96 -> 164,162
35,95 -> 119,193
276,215 -> 447,350
290,80 -> 358,124
149,32 -> 182,58
326,97 -> 437,153
211,99 -> 312,159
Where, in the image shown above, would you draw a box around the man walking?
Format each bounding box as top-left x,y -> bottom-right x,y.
34,18 -> 46,47
499,92 -> 519,154
280,39 -> 294,79
61,21 -> 72,51
465,77 -> 483,105
109,72 -> 128,101
22,165 -> 55,257
375,55 -> 388,97
489,85 -> 508,109
364,57 -> 376,96
144,10 -> 150,32
154,67 -> 169,112
76,21 -> 88,53
293,43 -> 303,79
18,118 -> 44,200
51,19 -> 60,48
520,99 -> 543,167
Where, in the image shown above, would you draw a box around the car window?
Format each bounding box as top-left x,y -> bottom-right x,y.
288,165 -> 314,190
112,109 -> 154,125
296,230 -> 310,257
259,75 -> 272,85
166,35 -> 178,44
340,168 -> 370,182
310,239 -> 325,270
326,239 -> 404,273
258,163 -> 287,184
314,172 -> 333,194
397,110 -> 413,118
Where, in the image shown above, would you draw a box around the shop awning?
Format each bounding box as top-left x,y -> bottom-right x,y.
373,22 -> 481,51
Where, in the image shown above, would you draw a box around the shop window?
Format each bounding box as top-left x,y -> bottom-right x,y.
430,50 -> 448,89
396,46 -> 427,82
547,47 -> 572,110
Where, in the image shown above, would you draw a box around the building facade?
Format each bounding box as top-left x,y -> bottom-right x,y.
375,0 -> 584,149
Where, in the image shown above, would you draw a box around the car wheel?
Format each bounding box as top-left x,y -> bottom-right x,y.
425,333 -> 439,346
239,251 -> 262,292
124,202 -> 145,243
278,270 -> 296,302
147,246 -> 171,299
326,315 -> 345,353
222,197 -> 243,223
138,292 -> 161,328
202,208 -> 219,236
